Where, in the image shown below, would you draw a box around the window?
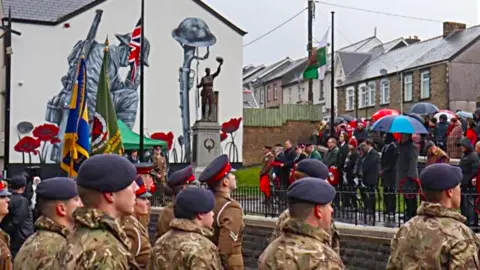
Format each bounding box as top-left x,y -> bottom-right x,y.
260,89 -> 264,104
380,80 -> 390,104
298,86 -> 302,101
421,71 -> 430,99
267,86 -> 271,102
288,88 -> 292,103
273,84 -> 278,100
358,83 -> 367,108
319,80 -> 325,100
404,74 -> 413,101
346,87 -> 354,111
368,81 -> 376,106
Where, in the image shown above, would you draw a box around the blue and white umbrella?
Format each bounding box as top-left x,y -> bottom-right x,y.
370,115 -> 428,134
456,111 -> 474,119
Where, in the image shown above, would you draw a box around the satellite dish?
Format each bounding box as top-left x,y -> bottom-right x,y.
379,69 -> 388,76
336,79 -> 343,86
17,121 -> 34,134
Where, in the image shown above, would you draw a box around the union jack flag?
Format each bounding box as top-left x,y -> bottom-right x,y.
128,19 -> 142,81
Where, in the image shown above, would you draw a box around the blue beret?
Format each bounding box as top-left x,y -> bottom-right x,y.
36,177 -> 78,200
8,175 -> 27,187
168,166 -> 195,187
77,154 -> 137,193
296,159 -> 329,179
420,163 -> 462,191
287,177 -> 336,205
198,155 -> 234,184
174,187 -> 215,218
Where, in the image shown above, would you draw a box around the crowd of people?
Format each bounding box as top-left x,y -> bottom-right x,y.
260,110 -> 480,225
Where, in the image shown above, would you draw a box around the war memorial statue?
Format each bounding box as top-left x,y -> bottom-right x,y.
197,57 -> 223,121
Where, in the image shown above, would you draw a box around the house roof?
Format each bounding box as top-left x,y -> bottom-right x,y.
3,0 -> 247,35
344,25 -> 480,86
243,65 -> 265,81
337,51 -> 371,76
245,57 -> 291,86
265,57 -> 307,83
243,89 -> 259,108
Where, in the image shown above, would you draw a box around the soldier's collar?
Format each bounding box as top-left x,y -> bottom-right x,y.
169,218 -> 213,237
215,191 -> 231,199
35,215 -> 70,238
417,201 -> 467,223
283,218 -> 332,245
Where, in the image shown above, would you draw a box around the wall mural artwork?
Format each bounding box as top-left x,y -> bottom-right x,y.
14,123 -> 61,164
150,131 -> 181,162
221,117 -> 242,163
45,11 -> 150,162
172,17 -> 217,163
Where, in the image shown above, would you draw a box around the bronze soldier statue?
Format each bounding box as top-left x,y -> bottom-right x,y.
197,57 -> 223,121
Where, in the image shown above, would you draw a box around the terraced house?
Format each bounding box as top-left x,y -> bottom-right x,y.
338,22 -> 480,117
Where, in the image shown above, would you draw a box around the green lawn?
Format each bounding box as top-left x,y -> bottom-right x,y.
233,166 -> 260,186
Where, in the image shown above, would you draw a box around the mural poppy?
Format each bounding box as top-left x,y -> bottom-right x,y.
32,123 -> 59,142
220,132 -> 228,142
221,117 -> 242,163
14,136 -> 41,164
151,132 -> 174,151
221,117 -> 242,134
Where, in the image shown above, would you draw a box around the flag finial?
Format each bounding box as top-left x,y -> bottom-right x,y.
105,35 -> 109,49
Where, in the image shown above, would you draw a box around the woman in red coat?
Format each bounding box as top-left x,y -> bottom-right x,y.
466,120 -> 478,146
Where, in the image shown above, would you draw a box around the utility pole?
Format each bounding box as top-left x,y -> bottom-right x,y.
139,0 -> 145,161
330,11 -> 335,138
307,0 -> 314,103
1,10 -> 21,176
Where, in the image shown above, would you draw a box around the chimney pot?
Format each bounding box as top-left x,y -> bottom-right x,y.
443,21 -> 466,38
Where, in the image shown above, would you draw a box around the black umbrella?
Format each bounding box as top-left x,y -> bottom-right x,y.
334,117 -> 347,125
405,113 -> 424,124
407,102 -> 439,115
339,114 -> 355,122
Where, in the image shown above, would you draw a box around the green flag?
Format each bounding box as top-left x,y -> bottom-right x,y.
303,29 -> 328,80
91,39 -> 124,155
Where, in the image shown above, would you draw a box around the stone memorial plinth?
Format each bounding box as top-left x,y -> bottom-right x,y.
191,120 -> 222,178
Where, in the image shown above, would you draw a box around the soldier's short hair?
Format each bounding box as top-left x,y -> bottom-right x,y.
36,197 -> 68,218
77,186 -> 103,208
423,190 -> 444,203
288,199 -> 315,220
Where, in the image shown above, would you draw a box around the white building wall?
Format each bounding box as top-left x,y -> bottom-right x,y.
9,0 -> 244,163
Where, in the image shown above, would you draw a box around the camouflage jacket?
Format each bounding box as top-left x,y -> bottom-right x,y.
155,202 -> 174,242
120,215 -> 152,269
52,208 -> 140,270
148,218 -> 222,270
269,209 -> 340,254
259,218 -> 345,270
0,228 -> 11,270
14,215 -> 70,270
386,202 -> 480,269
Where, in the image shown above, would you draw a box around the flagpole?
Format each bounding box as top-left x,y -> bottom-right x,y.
139,0 -> 145,161
307,0 -> 314,103
330,11 -> 335,138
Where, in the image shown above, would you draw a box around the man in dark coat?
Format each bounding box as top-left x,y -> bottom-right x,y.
280,140 -> 296,190
397,133 -> 419,222
359,139 -> 380,214
1,174 -> 34,257
381,133 -> 399,217
459,137 -> 479,226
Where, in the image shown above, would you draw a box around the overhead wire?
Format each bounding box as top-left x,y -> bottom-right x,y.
314,1 -> 442,23
243,8 -> 307,47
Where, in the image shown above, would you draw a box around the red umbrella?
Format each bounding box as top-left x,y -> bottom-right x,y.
371,109 -> 400,122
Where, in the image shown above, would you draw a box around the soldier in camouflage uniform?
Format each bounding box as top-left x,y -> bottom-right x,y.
120,176 -> 153,269
151,145 -> 167,205
387,163 -> 480,269
155,165 -> 196,241
259,177 -> 345,269
269,159 -> 340,254
14,177 -> 82,270
199,155 -> 244,270
149,186 -> 222,269
0,181 -> 12,270
53,154 -> 141,269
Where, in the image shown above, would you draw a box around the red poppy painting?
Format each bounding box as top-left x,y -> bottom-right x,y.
32,123 -> 59,142
151,132 -> 174,151
221,117 -> 242,134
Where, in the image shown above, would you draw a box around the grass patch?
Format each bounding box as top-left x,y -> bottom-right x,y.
233,166 -> 260,186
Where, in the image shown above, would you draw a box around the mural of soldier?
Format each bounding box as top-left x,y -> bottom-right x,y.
46,28 -> 150,162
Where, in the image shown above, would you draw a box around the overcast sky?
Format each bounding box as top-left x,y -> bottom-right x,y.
204,0 -> 479,66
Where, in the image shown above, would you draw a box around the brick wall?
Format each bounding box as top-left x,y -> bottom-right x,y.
148,209 -> 395,269
242,120 -> 319,166
265,79 -> 284,108
338,63 -> 448,116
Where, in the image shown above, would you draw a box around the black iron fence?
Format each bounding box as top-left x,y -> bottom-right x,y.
151,185 -> 480,230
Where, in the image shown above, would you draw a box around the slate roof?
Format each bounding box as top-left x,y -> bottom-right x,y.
243,65 -> 265,81
244,57 -> 291,86
337,51 -> 371,76
344,25 -> 480,86
3,0 -> 247,35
